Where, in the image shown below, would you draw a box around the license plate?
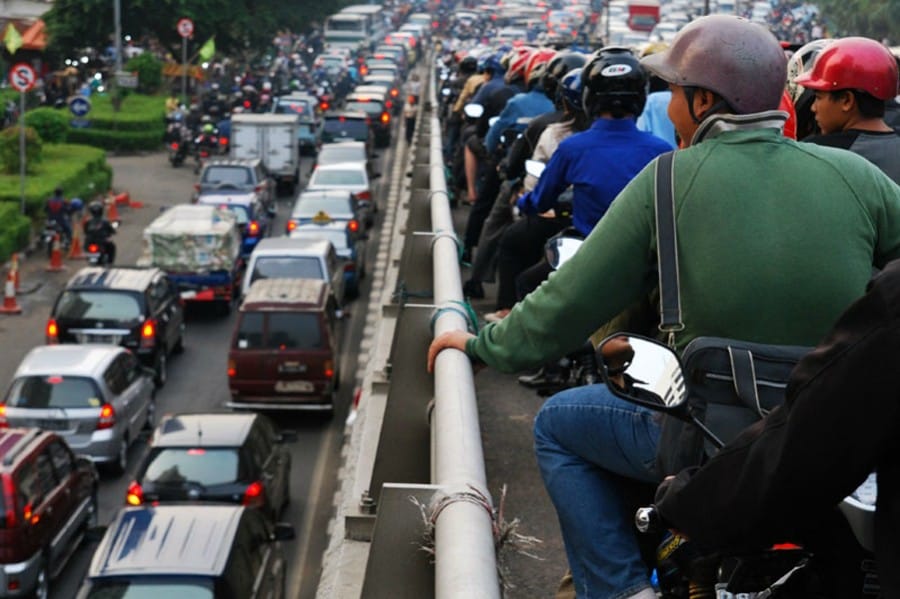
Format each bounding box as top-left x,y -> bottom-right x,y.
78,334 -> 121,344
275,380 -> 314,393
278,362 -> 307,374
37,419 -> 68,431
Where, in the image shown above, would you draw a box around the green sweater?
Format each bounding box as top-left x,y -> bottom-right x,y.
468,125 -> 900,372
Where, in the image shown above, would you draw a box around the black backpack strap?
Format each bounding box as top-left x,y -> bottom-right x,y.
654,151 -> 683,346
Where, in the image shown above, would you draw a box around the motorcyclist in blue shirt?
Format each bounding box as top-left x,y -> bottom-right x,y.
517,48 -> 674,236
484,48 -> 557,155
45,187 -> 72,244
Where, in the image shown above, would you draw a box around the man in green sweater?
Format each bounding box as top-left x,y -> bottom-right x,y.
428,15 -> 900,599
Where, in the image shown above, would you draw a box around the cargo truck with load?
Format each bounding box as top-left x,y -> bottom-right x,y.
138,204 -> 245,314
230,113 -> 301,195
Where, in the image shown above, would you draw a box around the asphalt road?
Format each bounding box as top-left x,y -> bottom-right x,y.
0,139 -> 394,598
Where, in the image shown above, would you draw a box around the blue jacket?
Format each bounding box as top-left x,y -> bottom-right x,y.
485,89 -> 554,155
518,118 -> 674,235
637,90 -> 677,148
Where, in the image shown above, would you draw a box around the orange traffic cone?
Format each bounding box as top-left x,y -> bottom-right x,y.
0,269 -> 22,314
10,253 -> 19,292
46,233 -> 66,272
114,192 -> 130,207
68,222 -> 86,259
106,195 -> 121,223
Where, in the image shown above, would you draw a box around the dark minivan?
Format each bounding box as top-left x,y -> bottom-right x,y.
227,278 -> 340,412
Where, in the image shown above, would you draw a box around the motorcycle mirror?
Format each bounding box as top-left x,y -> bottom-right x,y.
544,233 -> 583,270
463,103 -> 484,119
599,334 -> 725,448
488,116 -> 500,127
524,159 -> 545,179
441,87 -> 451,97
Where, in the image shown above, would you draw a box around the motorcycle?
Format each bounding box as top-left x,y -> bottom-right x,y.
193,134 -> 218,174
596,334 -> 879,598
85,222 -> 118,266
168,138 -> 189,167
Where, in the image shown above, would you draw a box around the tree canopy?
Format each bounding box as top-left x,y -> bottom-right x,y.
806,0 -> 900,41
44,0 -> 353,64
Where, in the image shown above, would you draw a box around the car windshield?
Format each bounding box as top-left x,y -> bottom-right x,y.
84,578 -> 214,598
234,312 -> 325,349
318,147 -> 364,164
344,101 -> 382,116
5,375 -> 103,409
142,448 -> 240,486
291,229 -> 348,251
311,170 -> 365,186
297,198 -> 352,216
274,100 -> 312,116
251,256 -> 324,282
202,166 -> 251,186
55,290 -> 142,321
323,119 -> 368,140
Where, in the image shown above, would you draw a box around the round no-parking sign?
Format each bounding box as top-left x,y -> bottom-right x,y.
9,63 -> 36,92
177,17 -> 194,39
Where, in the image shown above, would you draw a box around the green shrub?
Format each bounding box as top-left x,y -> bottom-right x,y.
0,144 -> 111,216
0,203 -> 32,263
24,107 -> 69,143
0,127 -> 43,174
125,53 -> 163,94
67,126 -> 165,151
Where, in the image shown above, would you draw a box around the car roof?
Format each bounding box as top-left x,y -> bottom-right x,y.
152,412 -> 256,446
64,266 -> 161,293
196,193 -> 256,208
311,161 -> 366,173
204,158 -> 262,169
324,110 -> 369,120
242,278 -> 328,310
251,237 -> 334,256
299,188 -> 355,199
15,345 -> 124,378
318,141 -> 366,151
346,91 -> 387,101
88,505 -> 244,578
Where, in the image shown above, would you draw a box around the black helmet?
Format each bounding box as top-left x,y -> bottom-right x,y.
543,52 -> 588,104
459,56 -> 477,75
581,47 -> 648,118
88,200 -> 104,218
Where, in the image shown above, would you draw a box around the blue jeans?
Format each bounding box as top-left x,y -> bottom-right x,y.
533,383 -> 662,599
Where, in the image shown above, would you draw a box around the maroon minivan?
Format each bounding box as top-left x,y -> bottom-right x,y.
227,278 -> 340,411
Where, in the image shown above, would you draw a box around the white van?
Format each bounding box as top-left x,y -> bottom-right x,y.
242,237 -> 346,307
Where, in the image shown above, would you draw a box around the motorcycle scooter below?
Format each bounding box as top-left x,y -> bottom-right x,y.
595,334 -> 880,598
84,221 -> 118,266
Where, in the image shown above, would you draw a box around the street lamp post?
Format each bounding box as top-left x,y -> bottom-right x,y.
112,0 -> 123,111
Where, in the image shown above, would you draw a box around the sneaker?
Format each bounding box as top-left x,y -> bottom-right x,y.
483,309 -> 511,323
463,279 -> 485,299
518,368 -> 564,389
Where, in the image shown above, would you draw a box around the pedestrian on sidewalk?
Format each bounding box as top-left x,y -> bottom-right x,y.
404,95 -> 417,144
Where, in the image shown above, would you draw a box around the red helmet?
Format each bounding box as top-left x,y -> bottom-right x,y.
794,37 -> 899,101
505,47 -> 535,84
525,48 -> 558,87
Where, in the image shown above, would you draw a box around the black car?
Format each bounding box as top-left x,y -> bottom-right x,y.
76,504 -> 294,599
47,267 -> 185,387
321,110 -> 375,157
125,412 -> 293,521
343,91 -> 392,148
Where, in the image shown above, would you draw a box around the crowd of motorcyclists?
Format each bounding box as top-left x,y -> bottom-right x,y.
429,6 -> 900,599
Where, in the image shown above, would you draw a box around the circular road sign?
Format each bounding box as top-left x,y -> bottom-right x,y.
8,63 -> 36,92
177,17 -> 194,39
68,96 -> 92,117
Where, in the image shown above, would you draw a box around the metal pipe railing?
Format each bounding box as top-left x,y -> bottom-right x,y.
428,61 -> 502,599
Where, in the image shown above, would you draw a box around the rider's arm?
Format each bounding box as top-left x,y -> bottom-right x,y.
485,100 -> 519,155
519,143 -> 571,214
465,164 -> 659,372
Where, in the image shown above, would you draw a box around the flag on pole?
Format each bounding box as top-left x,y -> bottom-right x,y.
3,23 -> 23,55
198,36 -> 215,62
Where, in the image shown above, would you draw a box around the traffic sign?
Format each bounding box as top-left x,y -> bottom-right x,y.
115,71 -> 139,89
68,96 -> 92,117
8,63 -> 36,92
177,17 -> 194,39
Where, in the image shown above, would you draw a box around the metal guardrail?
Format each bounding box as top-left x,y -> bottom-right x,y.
317,55 -> 501,599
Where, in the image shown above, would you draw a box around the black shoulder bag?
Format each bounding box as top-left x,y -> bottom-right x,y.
653,151 -> 812,476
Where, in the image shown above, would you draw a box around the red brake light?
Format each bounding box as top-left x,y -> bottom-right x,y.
380,112 -> 390,124
227,359 -> 236,377
242,481 -> 265,508
354,190 -> 371,201
432,20 -> 439,28
248,221 -> 260,236
87,243 -> 99,253
186,448 -> 206,455
385,100 -> 393,110
219,136 -> 228,146
286,220 -> 297,233
348,220 -> 360,233
320,101 -> 330,111
170,142 -> 179,150
0,404 -> 7,429
243,100 -> 251,109
125,481 -> 144,506
46,319 -> 59,343
390,88 -> 399,98
324,360 -> 335,379
97,403 -> 116,430
141,320 -> 156,349
2,475 -> 16,527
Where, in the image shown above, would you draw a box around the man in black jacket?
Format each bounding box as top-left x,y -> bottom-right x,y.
655,259 -> 900,597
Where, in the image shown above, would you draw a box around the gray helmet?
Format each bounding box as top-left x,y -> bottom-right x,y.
88,200 -> 104,218
641,15 -> 786,114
